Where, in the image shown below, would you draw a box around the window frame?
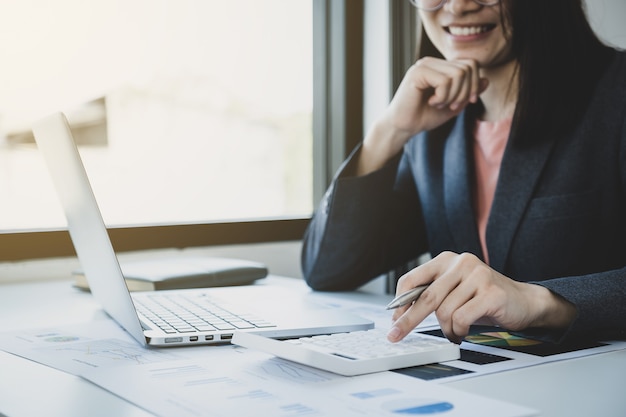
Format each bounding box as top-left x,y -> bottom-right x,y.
0,0 -> 417,263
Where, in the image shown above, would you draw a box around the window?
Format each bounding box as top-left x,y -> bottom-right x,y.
1,0 -> 313,229
0,0 -> 374,261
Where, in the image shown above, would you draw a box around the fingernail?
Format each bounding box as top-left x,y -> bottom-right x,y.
387,326 -> 401,342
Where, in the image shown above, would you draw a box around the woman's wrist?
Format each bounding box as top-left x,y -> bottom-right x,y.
527,283 -> 577,330
356,119 -> 412,176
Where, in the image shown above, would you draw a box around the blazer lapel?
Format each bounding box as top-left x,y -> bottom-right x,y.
486,135 -> 557,272
443,115 -> 484,259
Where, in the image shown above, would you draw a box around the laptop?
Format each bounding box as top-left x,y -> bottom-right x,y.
32,112 -> 373,347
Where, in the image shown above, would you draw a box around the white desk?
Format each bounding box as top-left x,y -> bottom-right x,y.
1,278 -> 625,417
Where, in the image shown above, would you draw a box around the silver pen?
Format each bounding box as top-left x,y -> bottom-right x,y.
385,284 -> 430,310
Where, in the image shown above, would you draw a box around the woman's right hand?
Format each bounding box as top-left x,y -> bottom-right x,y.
357,57 -> 488,176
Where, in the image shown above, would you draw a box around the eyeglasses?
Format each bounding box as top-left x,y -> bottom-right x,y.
409,0 -> 500,12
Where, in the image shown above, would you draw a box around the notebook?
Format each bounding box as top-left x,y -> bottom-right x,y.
32,112 -> 373,347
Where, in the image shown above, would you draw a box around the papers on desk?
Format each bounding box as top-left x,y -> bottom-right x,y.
0,321 -> 536,417
2,290 -> 625,417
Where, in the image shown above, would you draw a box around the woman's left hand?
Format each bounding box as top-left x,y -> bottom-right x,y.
387,251 -> 576,344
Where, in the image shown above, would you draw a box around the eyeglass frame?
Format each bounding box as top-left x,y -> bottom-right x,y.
409,0 -> 501,12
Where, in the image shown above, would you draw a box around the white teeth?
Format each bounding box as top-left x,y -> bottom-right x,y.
448,26 -> 488,36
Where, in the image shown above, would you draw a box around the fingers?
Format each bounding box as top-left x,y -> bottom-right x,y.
387,252 -> 507,344
382,57 -> 489,138
390,255 -> 443,322
414,58 -> 484,111
388,252 -> 460,342
387,284 -> 442,343
435,276 -> 477,343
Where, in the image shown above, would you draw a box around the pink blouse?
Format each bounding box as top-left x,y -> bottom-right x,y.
472,117 -> 512,265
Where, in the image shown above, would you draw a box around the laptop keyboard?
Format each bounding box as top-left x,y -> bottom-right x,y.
134,293 -> 277,334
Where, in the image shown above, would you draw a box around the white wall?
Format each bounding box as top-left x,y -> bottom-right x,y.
586,0 -> 626,48
363,0 -> 392,134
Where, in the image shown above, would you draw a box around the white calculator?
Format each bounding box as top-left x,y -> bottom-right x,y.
232,328 -> 460,376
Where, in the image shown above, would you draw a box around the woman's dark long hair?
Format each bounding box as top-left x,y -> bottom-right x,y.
507,0 -> 614,145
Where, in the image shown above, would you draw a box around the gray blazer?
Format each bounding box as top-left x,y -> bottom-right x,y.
302,51 -> 626,342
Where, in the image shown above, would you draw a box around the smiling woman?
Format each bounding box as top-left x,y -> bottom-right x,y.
302,0 -> 626,347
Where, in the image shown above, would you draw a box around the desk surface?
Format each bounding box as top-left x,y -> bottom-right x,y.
1,278 -> 625,417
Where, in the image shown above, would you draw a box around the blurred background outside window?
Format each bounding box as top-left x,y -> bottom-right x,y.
0,0 -> 313,230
